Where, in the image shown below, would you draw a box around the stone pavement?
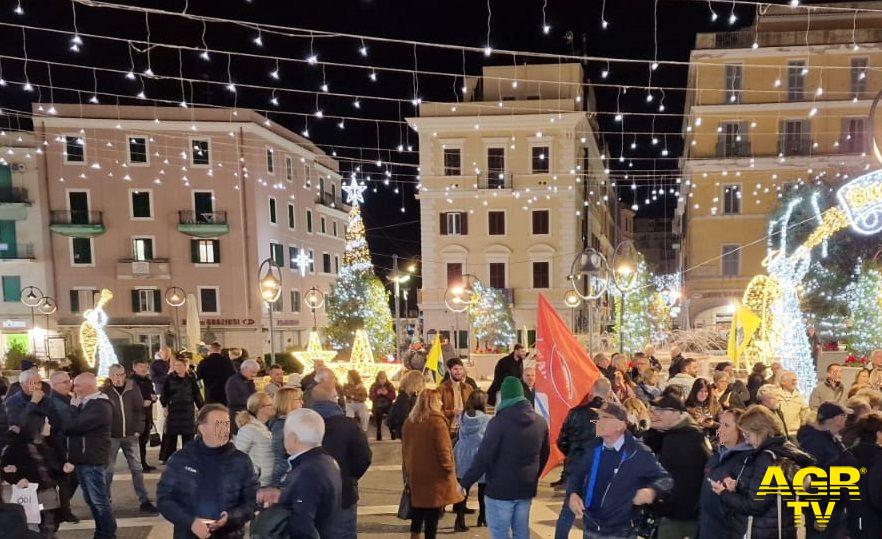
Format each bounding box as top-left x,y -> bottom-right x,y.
58,436 -> 575,538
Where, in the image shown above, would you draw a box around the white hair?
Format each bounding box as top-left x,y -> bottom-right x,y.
108,364 -> 126,375
240,359 -> 260,372
19,368 -> 40,385
314,367 -> 335,385
284,408 -> 325,447
49,370 -> 70,384
757,384 -> 778,402
593,377 -> 612,398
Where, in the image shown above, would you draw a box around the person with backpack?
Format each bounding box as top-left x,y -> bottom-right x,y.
698,409 -> 752,539
711,404 -> 814,539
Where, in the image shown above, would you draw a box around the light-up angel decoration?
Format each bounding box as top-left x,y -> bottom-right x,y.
80,289 -> 118,377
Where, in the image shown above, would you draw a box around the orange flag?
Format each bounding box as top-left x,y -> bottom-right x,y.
534,293 -> 601,477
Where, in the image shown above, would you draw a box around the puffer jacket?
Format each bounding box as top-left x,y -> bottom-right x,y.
387,392 -> 416,437
65,393 -> 113,465
233,418 -> 275,487
645,416 -> 712,520
719,436 -> 815,539
698,442 -> 752,539
453,411 -> 490,482
267,414 -> 289,487
796,423 -> 844,468
839,441 -> 882,537
557,396 -> 603,471
102,379 -> 145,438
161,373 -> 203,435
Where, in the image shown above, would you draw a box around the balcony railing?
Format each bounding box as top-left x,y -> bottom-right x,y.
50,210 -> 103,225
314,192 -> 348,209
478,172 -> 513,190
0,187 -> 29,204
178,210 -> 227,225
778,137 -> 813,157
0,243 -> 35,260
118,257 -> 170,264
116,259 -> 171,279
715,139 -> 751,158
839,137 -> 867,155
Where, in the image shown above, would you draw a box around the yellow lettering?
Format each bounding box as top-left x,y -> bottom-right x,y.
829,466 -> 861,498
757,467 -> 793,498
787,501 -> 810,527
794,467 -> 826,497
810,501 -> 837,528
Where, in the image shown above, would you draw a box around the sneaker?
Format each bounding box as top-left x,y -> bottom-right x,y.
60,513 -> 80,524
143,464 -> 157,472
140,501 -> 159,514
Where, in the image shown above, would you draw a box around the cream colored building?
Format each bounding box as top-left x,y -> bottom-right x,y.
677,2 -> 882,327
408,63 -> 621,349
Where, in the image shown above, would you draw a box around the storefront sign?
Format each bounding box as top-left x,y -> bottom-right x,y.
836,169 -> 882,235
194,318 -> 256,326
47,337 -> 66,359
2,319 -> 27,329
275,319 -> 301,327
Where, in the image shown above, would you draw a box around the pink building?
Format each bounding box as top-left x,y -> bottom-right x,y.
36,104 -> 347,357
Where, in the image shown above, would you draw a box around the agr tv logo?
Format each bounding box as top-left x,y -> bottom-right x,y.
756,466 -> 862,528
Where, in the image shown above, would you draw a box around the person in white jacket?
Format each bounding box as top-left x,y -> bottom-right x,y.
233,391 -> 276,487
776,371 -> 810,437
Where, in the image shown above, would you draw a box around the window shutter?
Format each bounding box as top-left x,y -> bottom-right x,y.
213,240 -> 221,263
153,290 -> 162,313
131,290 -> 141,313
461,213 -> 469,235
70,290 -> 80,313
439,213 -> 448,235
190,240 -> 199,263
778,120 -> 785,154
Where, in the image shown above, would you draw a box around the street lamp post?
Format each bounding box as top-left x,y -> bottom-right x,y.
444,274 -> 481,357
37,297 -> 57,356
20,286 -> 44,354
258,258 -> 283,366
164,286 -> 186,350
388,255 -> 414,355
304,287 -> 325,329
563,290 -> 582,331
568,248 -> 610,358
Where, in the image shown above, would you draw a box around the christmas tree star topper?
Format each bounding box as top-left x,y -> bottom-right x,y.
342,179 -> 367,206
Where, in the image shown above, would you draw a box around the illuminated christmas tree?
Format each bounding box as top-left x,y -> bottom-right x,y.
846,264 -> 882,357
612,257 -> 652,353
325,183 -> 396,356
468,281 -> 516,350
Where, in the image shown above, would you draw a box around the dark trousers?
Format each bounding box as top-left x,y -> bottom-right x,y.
373,407 -> 390,440
159,428 -> 193,462
410,507 -> 441,539
139,414 -> 153,467
58,471 -> 78,517
454,483 -> 486,520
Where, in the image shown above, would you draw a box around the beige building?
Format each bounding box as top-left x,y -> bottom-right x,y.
408,63 -> 621,349
35,104 -> 345,357
677,2 -> 882,327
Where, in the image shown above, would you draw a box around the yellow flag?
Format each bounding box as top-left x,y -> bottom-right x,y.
727,306 -> 740,362
728,305 -> 761,367
425,333 -> 442,373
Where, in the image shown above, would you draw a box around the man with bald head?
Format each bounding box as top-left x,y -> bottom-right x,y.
48,370 -> 80,523
67,372 -> 117,538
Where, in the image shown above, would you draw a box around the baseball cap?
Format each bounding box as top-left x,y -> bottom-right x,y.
817,402 -> 851,423
597,401 -> 629,422
651,393 -> 687,412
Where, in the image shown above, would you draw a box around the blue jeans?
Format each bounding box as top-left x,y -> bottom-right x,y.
485,497 -> 531,539
77,464 -> 117,539
106,435 -> 150,504
330,503 -> 357,539
555,499 -> 576,539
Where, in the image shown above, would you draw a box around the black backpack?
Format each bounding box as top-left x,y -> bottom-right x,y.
250,506 -> 297,539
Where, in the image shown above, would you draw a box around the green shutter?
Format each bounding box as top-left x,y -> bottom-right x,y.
190,240 -> 199,263
153,290 -> 162,313
131,290 -> 141,313
69,290 -> 80,313
213,240 -> 221,263
2,276 -> 21,302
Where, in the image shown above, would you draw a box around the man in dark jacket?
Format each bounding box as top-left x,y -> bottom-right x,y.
67,373 -> 117,539
566,401 -> 673,538
131,358 -> 158,471
225,359 -> 258,434
160,355 -> 204,462
48,370 -> 79,523
278,408 -> 343,538
197,342 -> 236,405
150,347 -> 172,396
460,377 -> 549,538
521,365 -> 537,406
747,362 -> 769,403
102,364 -> 157,513
645,393 -> 711,539
4,369 -> 55,428
308,379 -> 372,539
487,344 -> 527,405
797,402 -> 849,537
157,403 -> 257,539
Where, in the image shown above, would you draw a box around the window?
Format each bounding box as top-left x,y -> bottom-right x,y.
721,244 -> 740,277
306,210 -> 313,233
322,253 -> 332,273
487,147 -> 505,187
332,221 -> 338,237
334,255 -> 340,274
132,237 -> 154,261
531,146 -> 549,173
69,288 -> 98,313
191,139 -> 210,166
285,156 -> 294,182
488,211 -> 505,235
288,246 -> 299,270
842,117 -> 866,153
780,120 -> 811,156
191,239 -> 219,264
724,64 -> 742,103
439,212 -> 467,235
447,263 -> 463,287
266,148 -> 275,174
268,198 -> 277,224
291,290 -> 301,313
320,217 -> 326,234
443,148 -> 461,175
532,210 -> 550,234
489,262 -> 506,289
270,295 -> 282,312
127,136 -> 148,164
198,287 -> 219,314
71,237 -> 92,265
193,191 -> 214,220
787,60 -> 806,101
64,135 -> 84,163
304,164 -> 312,186
718,122 -> 748,157
851,57 -> 868,99
308,249 -> 315,274
270,242 -> 284,267
532,261 -> 550,289
723,185 -> 741,215
132,288 -> 161,313
2,276 -> 21,302
130,190 -> 152,219
285,203 -> 296,229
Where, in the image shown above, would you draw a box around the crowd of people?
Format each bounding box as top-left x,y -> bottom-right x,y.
0,342 -> 881,538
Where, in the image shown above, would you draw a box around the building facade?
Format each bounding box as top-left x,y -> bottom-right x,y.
36,105 -> 345,357
409,63 -> 620,350
633,217 -> 677,275
677,2 -> 882,327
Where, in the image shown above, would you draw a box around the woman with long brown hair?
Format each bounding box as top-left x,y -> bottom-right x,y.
401,388 -> 462,539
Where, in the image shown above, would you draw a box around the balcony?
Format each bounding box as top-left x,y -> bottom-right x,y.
839,137 -> 867,155
478,172 -> 512,190
0,187 -> 31,220
116,258 -> 171,280
0,243 -> 35,261
715,139 -> 751,159
49,210 -> 105,237
177,210 -> 229,238
314,192 -> 349,211
778,137 -> 813,157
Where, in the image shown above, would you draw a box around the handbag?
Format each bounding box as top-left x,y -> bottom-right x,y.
148,425 -> 162,448
397,473 -> 412,520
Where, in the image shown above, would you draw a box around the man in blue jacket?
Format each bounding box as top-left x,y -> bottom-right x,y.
460,376 -> 549,539
565,401 -> 673,539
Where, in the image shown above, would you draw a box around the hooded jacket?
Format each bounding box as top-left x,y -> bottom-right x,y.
453,410 -> 491,481
565,432 -> 673,535
102,379 -> 145,438
460,400 -> 549,500
310,399 -> 372,509
719,436 -> 815,539
644,416 -> 712,520
698,442 -> 752,539
65,392 -> 113,465
839,441 -> 882,537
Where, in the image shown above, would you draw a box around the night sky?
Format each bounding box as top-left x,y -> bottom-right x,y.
0,0 -> 807,306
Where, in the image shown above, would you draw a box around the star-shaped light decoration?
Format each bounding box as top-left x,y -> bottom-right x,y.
292,330 -> 338,373
329,329 -> 402,382
292,250 -> 314,277
342,178 -> 367,206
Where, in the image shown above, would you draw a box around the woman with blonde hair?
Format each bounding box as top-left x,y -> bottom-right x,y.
401,388 -> 462,539
232,391 -> 275,486
622,396 -> 651,436
267,386 -> 304,485
711,405 -> 813,539
388,370 -> 426,439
